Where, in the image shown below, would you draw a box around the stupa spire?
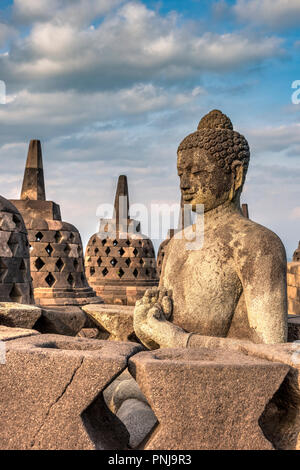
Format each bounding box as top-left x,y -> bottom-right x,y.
114,175 -> 129,224
21,140 -> 46,201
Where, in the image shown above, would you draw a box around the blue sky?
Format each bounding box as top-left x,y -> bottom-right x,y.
0,0 -> 300,259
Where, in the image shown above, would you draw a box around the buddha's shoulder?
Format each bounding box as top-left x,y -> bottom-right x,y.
229,216 -> 286,259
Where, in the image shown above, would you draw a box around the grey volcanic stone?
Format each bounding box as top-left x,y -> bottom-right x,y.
35,306 -> 87,336
0,302 -> 42,329
117,399 -> 157,449
111,378 -> 149,413
0,334 -> 142,449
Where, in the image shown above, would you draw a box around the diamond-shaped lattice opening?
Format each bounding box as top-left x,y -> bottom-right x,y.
139,259 -> 144,265
139,240 -> 142,245
45,244 -> 53,256
126,240 -> 131,246
118,247 -> 125,256
69,232 -> 75,242
144,248 -> 149,256
94,248 -> 99,255
113,240 -> 118,246
12,214 -> 22,229
67,273 -> 74,287
110,258 -> 117,267
102,239 -> 107,246
35,257 -> 45,271
56,258 -> 64,272
35,232 -> 43,242
118,268 -> 124,278
105,247 -> 111,255
146,268 -> 150,276
133,268 -> 138,278
45,273 -> 55,287
74,259 -> 79,271
19,259 -> 26,271
102,267 -> 108,277
64,244 -> 71,256
8,233 -> 18,256
0,259 -> 7,282
90,267 -> 95,276
92,238 -> 96,245
133,248 -> 138,257
54,231 -> 62,243
9,284 -> 22,303
125,258 -> 131,267
97,257 -> 102,267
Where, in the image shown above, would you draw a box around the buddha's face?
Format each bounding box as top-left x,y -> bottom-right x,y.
177,147 -> 233,213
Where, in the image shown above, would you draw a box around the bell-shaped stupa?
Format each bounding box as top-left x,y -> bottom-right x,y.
11,140 -> 102,307
0,196 -> 34,304
85,175 -> 158,305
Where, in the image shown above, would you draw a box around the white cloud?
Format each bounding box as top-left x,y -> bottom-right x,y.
234,0 -> 300,29
13,0 -> 123,26
1,2 -> 284,93
0,84 -> 205,142
0,23 -> 16,48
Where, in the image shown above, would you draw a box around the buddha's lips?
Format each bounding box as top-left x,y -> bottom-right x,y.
182,192 -> 195,201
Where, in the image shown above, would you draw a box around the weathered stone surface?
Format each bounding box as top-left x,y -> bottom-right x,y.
82,304 -> 135,341
0,334 -> 142,450
186,335 -> 300,450
0,196 -> 34,304
287,262 -> 300,316
134,110 -> 287,349
288,315 -> 300,341
111,377 -> 149,413
117,399 -> 157,449
0,325 -> 39,341
77,328 -> 102,339
103,369 -> 132,409
0,302 -> 41,329
129,347 -> 289,450
34,306 -> 87,336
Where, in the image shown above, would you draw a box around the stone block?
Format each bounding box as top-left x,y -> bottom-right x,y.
0,302 -> 42,329
0,325 -> 39,341
0,334 -> 142,449
82,304 -> 135,341
34,306 -> 87,336
129,347 -> 289,450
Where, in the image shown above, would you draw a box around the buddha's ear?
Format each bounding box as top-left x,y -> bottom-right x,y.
229,161 -> 244,200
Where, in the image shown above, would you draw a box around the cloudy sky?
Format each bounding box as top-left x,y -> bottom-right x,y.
0,0 -> 299,259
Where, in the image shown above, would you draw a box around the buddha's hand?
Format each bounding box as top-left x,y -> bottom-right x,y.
133,287 -> 172,350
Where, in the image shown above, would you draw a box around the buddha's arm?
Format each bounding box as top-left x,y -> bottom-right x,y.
235,229 -> 288,344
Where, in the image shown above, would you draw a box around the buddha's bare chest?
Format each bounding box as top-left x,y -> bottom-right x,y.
161,236 -> 242,335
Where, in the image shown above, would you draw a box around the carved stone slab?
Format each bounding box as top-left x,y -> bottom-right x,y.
0,334 -> 142,450
129,347 -> 289,450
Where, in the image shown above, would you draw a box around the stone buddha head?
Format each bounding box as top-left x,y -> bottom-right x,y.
177,110 -> 250,213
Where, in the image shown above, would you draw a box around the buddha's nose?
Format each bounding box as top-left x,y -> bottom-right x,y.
180,175 -> 191,190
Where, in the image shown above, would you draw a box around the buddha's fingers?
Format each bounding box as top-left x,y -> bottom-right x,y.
161,295 -> 172,320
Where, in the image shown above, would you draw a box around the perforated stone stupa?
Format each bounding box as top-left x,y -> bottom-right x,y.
0,196 -> 33,304
11,140 -> 102,307
85,175 -> 158,305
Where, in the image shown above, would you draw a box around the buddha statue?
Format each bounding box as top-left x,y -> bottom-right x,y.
134,110 -> 288,348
